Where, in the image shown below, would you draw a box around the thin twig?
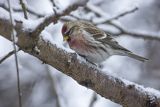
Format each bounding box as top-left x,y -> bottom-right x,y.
89,92 -> 98,107
7,0 -> 22,107
109,7 -> 138,20
69,14 -> 81,20
0,49 -> 20,64
96,7 -> 138,24
50,0 -> 59,9
50,0 -> 56,7
19,0 -> 28,19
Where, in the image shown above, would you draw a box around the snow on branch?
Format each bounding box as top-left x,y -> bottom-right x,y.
0,14 -> 160,107
33,0 -> 89,36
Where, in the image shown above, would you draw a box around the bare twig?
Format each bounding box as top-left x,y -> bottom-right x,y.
109,7 -> 138,20
34,0 -> 89,36
0,49 -> 20,64
96,7 -> 138,24
89,92 -> 98,107
50,0 -> 59,9
19,0 -> 28,19
50,0 -> 56,7
7,0 -> 22,107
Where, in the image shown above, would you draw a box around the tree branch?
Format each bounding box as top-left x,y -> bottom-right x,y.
89,92 -> 98,107
50,0 -> 59,9
96,7 -> 138,24
19,0 -> 28,19
0,15 -> 160,107
34,0 -> 89,36
107,22 -> 160,41
0,49 -> 20,64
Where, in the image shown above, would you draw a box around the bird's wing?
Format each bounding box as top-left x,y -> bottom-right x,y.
79,21 -> 130,52
101,36 -> 130,52
79,21 -> 107,39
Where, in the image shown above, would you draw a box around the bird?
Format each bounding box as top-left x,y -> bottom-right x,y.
61,20 -> 148,64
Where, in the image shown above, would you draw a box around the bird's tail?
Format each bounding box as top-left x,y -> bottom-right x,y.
126,52 -> 148,62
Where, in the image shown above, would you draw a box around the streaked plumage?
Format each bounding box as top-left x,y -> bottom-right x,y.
61,20 -> 148,63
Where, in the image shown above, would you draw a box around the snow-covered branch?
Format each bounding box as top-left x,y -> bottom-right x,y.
33,0 -> 89,36
0,14 -> 160,107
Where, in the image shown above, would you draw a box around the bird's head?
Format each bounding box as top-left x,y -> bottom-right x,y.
61,21 -> 78,41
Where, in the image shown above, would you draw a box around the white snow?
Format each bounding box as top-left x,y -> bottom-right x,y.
22,18 -> 44,31
106,73 -> 160,98
0,7 -> 9,20
145,87 -> 160,98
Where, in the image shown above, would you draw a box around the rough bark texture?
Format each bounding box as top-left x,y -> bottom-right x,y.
0,16 -> 160,107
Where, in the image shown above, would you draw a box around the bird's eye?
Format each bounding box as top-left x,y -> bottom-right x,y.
62,25 -> 67,35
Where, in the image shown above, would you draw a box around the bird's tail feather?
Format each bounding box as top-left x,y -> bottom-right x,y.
126,52 -> 148,62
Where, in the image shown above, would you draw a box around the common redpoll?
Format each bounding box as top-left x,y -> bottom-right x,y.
61,21 -> 148,63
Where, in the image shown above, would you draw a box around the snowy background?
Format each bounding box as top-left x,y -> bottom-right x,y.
0,0 -> 160,107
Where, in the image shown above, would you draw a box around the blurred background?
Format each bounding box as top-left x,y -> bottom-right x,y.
0,0 -> 160,107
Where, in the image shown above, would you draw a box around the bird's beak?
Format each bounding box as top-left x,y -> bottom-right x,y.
63,35 -> 69,41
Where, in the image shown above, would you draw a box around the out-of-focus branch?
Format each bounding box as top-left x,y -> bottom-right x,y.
0,3 -> 44,18
107,22 -> 160,41
50,0 -> 59,9
96,7 -> 138,24
7,0 -> 22,107
89,92 -> 98,107
0,49 -> 20,64
19,0 -> 28,19
0,15 -> 160,107
34,0 -> 89,36
85,4 -> 160,41
50,0 -> 56,7
121,31 -> 160,41
109,7 -> 138,21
